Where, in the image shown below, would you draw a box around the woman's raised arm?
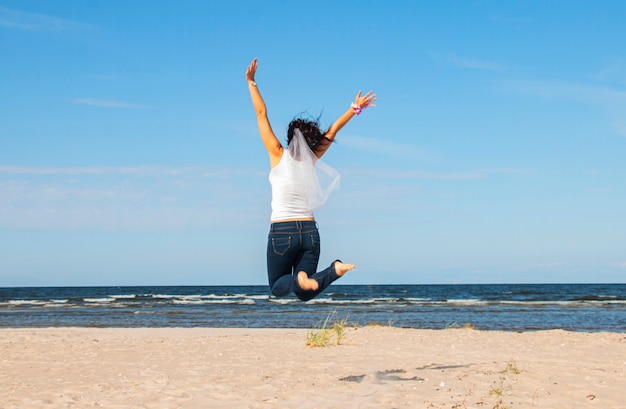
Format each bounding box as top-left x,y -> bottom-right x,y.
316,90 -> 376,158
246,58 -> 283,167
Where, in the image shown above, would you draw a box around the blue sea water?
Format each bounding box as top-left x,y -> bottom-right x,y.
1,284 -> 625,332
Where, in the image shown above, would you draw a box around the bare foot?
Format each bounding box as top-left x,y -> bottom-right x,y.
297,271 -> 319,291
334,261 -> 356,277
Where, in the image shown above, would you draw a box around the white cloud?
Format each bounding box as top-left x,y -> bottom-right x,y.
343,166 -> 529,181
72,98 -> 149,109
340,135 -> 442,161
440,54 -> 505,72
592,61 -> 626,85
488,15 -> 530,24
0,6 -> 92,31
538,262 -> 562,268
615,122 -> 626,138
505,79 -> 626,104
505,79 -> 626,139
0,165 -> 202,176
89,74 -> 124,81
0,165 -> 269,231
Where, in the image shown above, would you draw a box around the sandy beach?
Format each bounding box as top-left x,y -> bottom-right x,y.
1,327 -> 624,408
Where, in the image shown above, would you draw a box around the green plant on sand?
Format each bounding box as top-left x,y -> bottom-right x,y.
306,313 -> 350,348
489,361 -> 521,409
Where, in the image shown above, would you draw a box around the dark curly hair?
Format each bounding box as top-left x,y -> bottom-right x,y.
286,116 -> 332,153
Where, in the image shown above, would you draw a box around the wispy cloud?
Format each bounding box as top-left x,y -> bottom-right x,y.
341,135 -> 442,161
538,262 -> 562,268
585,187 -> 612,193
339,136 -> 530,180
439,54 -> 505,72
505,78 -> 626,137
592,61 -> 626,85
88,74 -> 124,81
0,6 -> 92,31
1,165 -> 178,176
72,98 -> 150,109
0,165 -> 259,180
505,79 -> 626,103
615,122 -> 626,138
0,165 -> 269,231
343,166 -> 530,181
489,15 -> 530,24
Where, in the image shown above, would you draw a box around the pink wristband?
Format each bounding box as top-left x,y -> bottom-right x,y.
351,103 -> 362,115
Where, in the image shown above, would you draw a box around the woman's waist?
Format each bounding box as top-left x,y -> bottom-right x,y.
269,218 -> 318,232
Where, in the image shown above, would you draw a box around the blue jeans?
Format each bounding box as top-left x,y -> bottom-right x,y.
267,220 -> 340,301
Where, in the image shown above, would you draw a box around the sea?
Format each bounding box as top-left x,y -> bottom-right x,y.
1,284 -> 625,332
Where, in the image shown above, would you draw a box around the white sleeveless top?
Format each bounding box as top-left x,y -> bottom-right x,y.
269,129 -> 340,222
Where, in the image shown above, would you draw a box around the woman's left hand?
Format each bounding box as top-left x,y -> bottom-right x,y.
354,90 -> 376,109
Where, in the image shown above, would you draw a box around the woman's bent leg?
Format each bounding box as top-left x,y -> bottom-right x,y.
292,224 -> 356,301
267,221 -> 351,301
295,261 -> 339,301
295,260 -> 357,301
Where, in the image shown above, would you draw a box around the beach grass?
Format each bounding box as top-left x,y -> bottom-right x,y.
488,361 -> 521,409
306,313 -> 351,347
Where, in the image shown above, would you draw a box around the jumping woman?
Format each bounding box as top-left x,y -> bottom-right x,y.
246,57 -> 376,301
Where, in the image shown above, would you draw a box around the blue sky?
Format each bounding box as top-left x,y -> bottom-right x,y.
1,1 -> 625,286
